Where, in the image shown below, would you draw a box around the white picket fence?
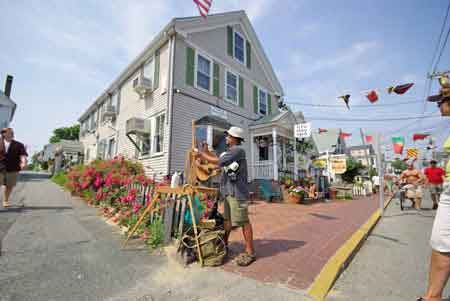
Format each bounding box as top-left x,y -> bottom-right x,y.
352,181 -> 373,196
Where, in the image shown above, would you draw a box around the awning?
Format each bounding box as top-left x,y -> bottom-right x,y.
195,115 -> 231,129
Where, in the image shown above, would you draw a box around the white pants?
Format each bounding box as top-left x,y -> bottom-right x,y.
430,183 -> 450,252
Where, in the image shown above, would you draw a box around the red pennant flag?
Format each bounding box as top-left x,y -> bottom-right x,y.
387,83 -> 414,95
318,128 -> 328,134
392,137 -> 405,154
366,90 -> 378,103
339,132 -> 352,139
413,133 -> 429,141
365,135 -> 373,143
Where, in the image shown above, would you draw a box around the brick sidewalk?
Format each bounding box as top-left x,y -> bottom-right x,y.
222,195 -> 381,290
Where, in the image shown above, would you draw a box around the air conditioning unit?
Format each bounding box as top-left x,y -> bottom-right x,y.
133,75 -> 153,98
102,106 -> 116,121
126,118 -> 151,135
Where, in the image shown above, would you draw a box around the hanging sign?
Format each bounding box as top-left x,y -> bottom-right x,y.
294,122 -> 311,138
330,154 -> 347,174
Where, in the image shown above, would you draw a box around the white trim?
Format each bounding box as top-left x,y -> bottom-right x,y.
194,51 -> 213,94
176,15 -> 283,95
233,30 -> 247,66
224,69 -> 239,105
185,40 -> 276,96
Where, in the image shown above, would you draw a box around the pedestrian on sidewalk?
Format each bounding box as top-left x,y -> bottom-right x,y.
400,160 -> 425,210
196,126 -> 256,266
0,128 -> 28,208
424,160 -> 445,210
418,83 -> 450,301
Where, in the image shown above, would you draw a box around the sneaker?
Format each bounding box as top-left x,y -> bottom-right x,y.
2,201 -> 9,208
433,204 -> 438,210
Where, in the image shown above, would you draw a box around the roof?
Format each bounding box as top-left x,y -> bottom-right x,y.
79,10 -> 284,122
312,129 -> 341,154
0,90 -> 17,122
249,110 -> 304,127
195,115 -> 231,129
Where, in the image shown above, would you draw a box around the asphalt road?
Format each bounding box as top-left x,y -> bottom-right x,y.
0,173 -> 308,301
328,189 -> 450,301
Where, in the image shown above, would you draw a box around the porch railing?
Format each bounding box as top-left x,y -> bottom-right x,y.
253,162 -> 274,179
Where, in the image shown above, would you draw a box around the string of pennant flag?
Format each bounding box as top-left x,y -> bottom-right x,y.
338,82 -> 415,109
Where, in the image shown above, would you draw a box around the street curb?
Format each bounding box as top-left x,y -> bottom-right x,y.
307,195 -> 394,301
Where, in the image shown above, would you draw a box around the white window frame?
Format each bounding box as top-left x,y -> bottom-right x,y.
107,138 -> 116,159
258,87 -> 268,116
194,52 -> 213,94
151,113 -> 165,156
225,69 -> 239,105
139,130 -> 152,158
233,30 -> 246,66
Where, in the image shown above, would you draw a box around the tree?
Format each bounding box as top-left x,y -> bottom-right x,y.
49,124 -> 80,143
341,158 -> 364,183
391,159 -> 407,174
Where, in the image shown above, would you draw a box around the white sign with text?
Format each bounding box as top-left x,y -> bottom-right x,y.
294,123 -> 311,138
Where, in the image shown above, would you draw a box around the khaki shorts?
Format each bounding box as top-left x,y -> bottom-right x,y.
223,196 -> 249,227
405,185 -> 422,199
0,172 -> 19,188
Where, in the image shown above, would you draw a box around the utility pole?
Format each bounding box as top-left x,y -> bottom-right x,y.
376,133 -> 385,216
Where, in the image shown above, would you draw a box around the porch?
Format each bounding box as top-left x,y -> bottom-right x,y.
249,110 -> 307,182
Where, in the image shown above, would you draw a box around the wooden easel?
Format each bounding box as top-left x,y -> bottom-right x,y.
122,120 -> 219,267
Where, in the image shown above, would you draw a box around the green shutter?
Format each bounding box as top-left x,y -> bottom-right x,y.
268,94 -> 272,115
246,41 -> 251,69
153,49 -> 160,89
213,63 -> 220,97
239,76 -> 244,108
227,26 -> 233,56
186,47 -> 195,86
253,85 -> 258,114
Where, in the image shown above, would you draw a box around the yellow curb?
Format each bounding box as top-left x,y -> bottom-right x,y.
307,195 -> 394,301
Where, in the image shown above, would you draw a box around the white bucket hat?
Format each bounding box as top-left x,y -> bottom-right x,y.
225,126 -> 245,141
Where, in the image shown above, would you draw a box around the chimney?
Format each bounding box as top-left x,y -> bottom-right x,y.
4,75 -> 13,98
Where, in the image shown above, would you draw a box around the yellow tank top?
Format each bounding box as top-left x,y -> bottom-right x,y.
445,135 -> 450,181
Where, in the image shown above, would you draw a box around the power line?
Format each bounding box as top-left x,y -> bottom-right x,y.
305,113 -> 441,122
428,1 -> 450,73
287,99 -> 423,108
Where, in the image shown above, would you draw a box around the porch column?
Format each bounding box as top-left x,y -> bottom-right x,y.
294,138 -> 298,181
282,140 -> 287,170
272,128 -> 278,181
250,134 -> 255,181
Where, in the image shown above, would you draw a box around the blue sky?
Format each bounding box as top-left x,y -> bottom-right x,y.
0,0 -> 449,159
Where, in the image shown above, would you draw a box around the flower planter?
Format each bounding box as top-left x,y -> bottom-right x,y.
281,185 -> 291,202
286,193 -> 304,204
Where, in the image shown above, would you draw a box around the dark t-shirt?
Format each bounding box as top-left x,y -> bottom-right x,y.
3,140 -> 28,172
218,145 -> 249,200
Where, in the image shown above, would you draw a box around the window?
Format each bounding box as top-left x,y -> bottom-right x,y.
196,54 -> 211,92
89,113 -> 95,130
153,114 -> 165,153
234,32 -> 245,64
111,92 -> 118,110
107,138 -> 116,159
143,58 -> 154,82
85,148 -> 90,162
259,145 -> 269,161
259,89 -> 268,115
225,71 -> 238,104
141,134 -> 151,156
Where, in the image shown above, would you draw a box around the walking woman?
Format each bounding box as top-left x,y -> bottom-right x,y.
418,77 -> 450,301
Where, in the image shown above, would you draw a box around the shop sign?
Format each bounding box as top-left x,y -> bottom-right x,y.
330,155 -> 347,174
294,123 -> 311,138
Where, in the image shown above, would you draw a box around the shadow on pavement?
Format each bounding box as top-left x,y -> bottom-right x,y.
309,213 -> 338,220
371,233 -> 408,246
228,239 -> 307,260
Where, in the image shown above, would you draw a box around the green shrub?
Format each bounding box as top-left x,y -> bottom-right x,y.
146,217 -> 165,250
51,171 -> 67,187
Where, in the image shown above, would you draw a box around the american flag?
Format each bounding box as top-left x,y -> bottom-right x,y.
194,0 -> 212,18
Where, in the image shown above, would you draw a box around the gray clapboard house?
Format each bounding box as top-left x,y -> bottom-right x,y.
78,10 -> 303,181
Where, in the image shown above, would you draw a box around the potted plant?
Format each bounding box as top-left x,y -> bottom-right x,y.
280,177 -> 293,201
287,185 -> 306,204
